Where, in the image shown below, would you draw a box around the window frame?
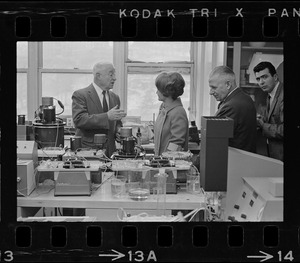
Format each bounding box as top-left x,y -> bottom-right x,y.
20,41 -> 224,123
124,42 -> 195,121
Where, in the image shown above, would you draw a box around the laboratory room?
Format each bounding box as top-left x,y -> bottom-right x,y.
16,42 -> 283,222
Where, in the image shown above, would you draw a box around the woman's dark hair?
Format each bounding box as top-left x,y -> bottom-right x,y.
253,61 -> 277,76
155,71 -> 185,100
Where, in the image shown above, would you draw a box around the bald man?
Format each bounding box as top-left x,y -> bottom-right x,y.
72,62 -> 126,157
208,66 -> 257,153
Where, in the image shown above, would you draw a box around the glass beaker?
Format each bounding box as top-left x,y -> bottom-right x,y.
111,175 -> 126,198
127,170 -> 150,201
186,174 -> 201,194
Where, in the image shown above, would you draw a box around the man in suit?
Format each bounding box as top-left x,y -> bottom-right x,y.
209,66 -> 257,153
72,62 -> 126,157
254,61 -> 283,161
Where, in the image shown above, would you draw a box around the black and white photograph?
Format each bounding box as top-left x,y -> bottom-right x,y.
16,41 -> 284,222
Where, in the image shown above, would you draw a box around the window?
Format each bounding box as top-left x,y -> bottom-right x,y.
17,42 -> 28,117
126,42 -> 192,121
42,73 -> 92,116
16,41 -> 224,125
128,42 -> 190,62
43,42 -> 113,69
41,42 -> 114,116
127,71 -> 190,121
17,73 -> 28,116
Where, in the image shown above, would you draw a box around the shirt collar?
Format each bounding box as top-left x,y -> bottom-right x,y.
93,82 -> 109,99
269,81 -> 279,99
222,86 -> 239,103
93,82 -> 104,92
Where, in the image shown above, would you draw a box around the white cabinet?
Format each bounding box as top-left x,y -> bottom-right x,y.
226,177 -> 283,222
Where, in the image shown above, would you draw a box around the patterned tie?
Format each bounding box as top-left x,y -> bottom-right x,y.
102,90 -> 108,112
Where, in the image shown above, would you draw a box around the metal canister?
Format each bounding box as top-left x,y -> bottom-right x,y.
120,127 -> 132,138
43,106 -> 56,123
33,122 -> 65,148
94,134 -> 107,144
42,97 -> 54,106
17,115 -> 25,125
94,134 -> 107,150
122,137 -> 135,155
70,136 -> 82,151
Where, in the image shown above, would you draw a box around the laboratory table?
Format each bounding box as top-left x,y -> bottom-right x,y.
17,184 -> 206,221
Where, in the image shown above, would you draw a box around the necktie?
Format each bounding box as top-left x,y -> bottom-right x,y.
266,94 -> 271,113
218,101 -> 222,109
102,90 -> 108,112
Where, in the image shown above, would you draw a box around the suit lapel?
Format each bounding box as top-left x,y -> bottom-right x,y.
215,101 -> 224,115
107,90 -> 114,110
268,82 -> 283,120
215,88 -> 240,116
87,84 -> 102,112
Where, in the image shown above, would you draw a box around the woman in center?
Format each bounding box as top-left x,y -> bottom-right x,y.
154,71 -> 189,156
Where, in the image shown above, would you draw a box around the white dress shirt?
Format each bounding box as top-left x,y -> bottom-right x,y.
93,82 -> 110,109
269,81 -> 279,106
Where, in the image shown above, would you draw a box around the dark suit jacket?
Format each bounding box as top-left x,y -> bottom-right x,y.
72,84 -> 122,157
215,87 -> 257,153
261,82 -> 284,161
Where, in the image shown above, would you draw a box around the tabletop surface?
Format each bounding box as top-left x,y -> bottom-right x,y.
18,183 -> 206,210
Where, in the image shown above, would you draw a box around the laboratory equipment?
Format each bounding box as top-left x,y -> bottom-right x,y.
18,114 -> 25,125
136,127 -> 142,147
93,134 -> 107,151
153,168 -> 168,215
17,140 -> 38,168
161,151 -> 193,161
70,136 -> 82,151
120,127 -> 136,155
224,147 -> 283,222
200,116 -> 234,191
33,97 -> 66,148
128,188 -> 150,201
113,127 -> 145,159
36,159 -> 100,196
54,171 -> 91,196
147,156 -> 172,167
186,174 -> 201,194
127,170 -> 151,201
17,124 -> 34,141
188,121 -> 200,144
111,175 -> 126,198
226,177 -> 283,222
17,160 -> 35,196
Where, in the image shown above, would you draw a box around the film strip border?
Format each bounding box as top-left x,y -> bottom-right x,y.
0,1 -> 300,40
0,223 -> 300,261
12,15 -> 300,39
1,0 -> 300,261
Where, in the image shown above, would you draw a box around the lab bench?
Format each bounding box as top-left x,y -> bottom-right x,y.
17,185 -> 206,221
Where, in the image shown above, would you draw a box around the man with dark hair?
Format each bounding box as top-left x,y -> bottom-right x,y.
253,61 -> 283,161
209,66 -> 257,153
